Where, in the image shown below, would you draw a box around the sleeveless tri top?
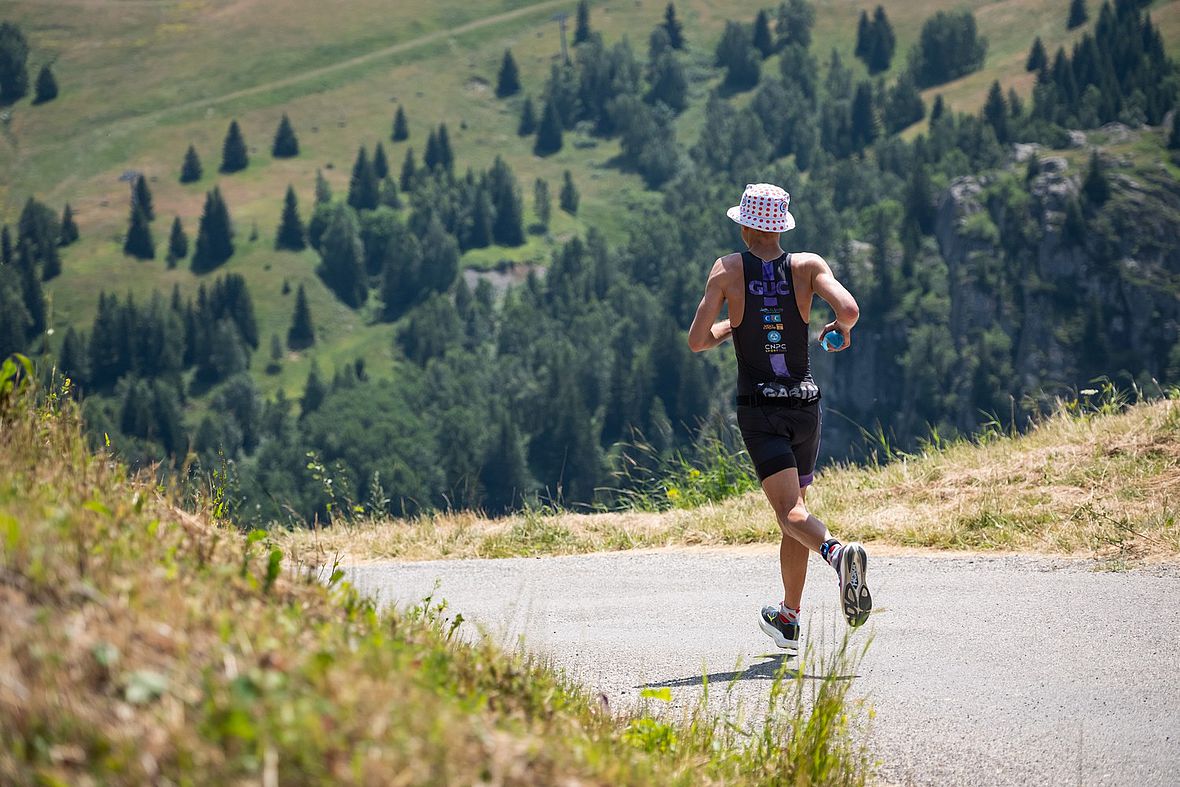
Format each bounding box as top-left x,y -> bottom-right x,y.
732,251 -> 816,398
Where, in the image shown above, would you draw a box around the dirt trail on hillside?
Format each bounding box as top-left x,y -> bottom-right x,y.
348,550 -> 1180,786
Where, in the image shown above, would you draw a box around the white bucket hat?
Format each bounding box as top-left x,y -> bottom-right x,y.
726,183 -> 796,233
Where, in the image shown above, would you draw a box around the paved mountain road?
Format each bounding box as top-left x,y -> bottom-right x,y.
346,548 -> 1180,786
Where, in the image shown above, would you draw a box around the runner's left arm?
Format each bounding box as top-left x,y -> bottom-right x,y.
687,258 -> 732,352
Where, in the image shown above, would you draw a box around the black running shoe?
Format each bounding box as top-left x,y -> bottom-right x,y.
838,542 -> 872,627
758,606 -> 800,652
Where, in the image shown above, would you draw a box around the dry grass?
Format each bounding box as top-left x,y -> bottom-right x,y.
276,398 -> 1180,567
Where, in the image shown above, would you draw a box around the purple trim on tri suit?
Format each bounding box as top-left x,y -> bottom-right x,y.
764,297 -> 778,307
798,472 -> 814,488
769,355 -> 790,377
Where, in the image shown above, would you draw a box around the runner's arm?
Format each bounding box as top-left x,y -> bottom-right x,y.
809,255 -> 859,351
687,259 -> 732,352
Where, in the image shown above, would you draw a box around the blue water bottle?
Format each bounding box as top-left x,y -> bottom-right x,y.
821,330 -> 845,352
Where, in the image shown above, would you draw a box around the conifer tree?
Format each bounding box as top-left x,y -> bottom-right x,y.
300,361 -> 326,418
133,175 -> 155,221
467,189 -> 493,248
0,22 -> 30,104
855,11 -> 871,59
421,217 -> 460,293
533,178 -> 551,229
314,169 -> 332,204
347,146 -> 380,211
752,10 -> 774,59
437,124 -> 454,173
534,96 -> 564,155
1083,150 -> 1110,206
287,284 -> 315,349
58,326 -> 87,386
423,129 -> 440,171
1,225 -> 11,265
647,52 -> 688,112
400,147 -> 418,192
574,0 -> 592,45
266,334 -> 282,374
180,144 -> 202,183
849,81 -> 877,151
930,94 -> 946,122
58,204 -> 79,246
884,71 -> 925,133
496,49 -> 521,98
716,21 -> 760,90
166,216 -> 187,267
192,187 -> 235,273
560,170 -> 579,214
220,120 -> 249,173
1067,0 -> 1087,30
317,204 -> 367,307
18,243 -> 45,338
33,63 -> 57,104
866,6 -> 896,74
480,415 -> 531,515
392,105 -> 409,141
489,156 -> 524,247
271,113 -> 299,158
517,96 -> 537,136
983,80 -> 1009,143
123,206 -> 155,260
1169,111 -> 1180,151
276,185 -> 306,250
662,3 -> 684,50
380,175 -> 401,209
373,141 -> 389,179
40,238 -> 61,280
1026,36 -> 1047,72
776,0 -> 815,50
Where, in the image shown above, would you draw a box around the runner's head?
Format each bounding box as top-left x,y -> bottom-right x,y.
726,183 -> 796,242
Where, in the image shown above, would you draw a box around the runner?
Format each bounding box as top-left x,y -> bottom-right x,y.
687,183 -> 872,653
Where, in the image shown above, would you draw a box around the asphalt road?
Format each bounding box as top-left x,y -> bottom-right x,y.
346,548 -> 1180,786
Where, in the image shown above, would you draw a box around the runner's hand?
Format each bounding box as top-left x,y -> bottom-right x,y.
821,320 -> 851,352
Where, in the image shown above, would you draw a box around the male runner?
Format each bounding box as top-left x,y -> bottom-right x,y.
687,183 -> 872,652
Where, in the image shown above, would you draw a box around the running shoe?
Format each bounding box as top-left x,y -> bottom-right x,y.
838,542 -> 872,627
758,605 -> 800,652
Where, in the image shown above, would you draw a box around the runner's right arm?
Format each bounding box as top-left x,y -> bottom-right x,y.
806,254 -> 859,352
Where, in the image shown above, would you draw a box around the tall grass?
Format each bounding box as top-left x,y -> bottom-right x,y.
0,361 -> 870,784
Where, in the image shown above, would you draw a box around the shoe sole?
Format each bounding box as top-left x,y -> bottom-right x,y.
840,543 -> 872,627
757,614 -> 799,652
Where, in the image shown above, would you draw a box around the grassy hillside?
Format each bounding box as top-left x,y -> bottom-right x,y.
276,390 -> 1180,566
0,363 -> 870,784
4,0 -> 1178,401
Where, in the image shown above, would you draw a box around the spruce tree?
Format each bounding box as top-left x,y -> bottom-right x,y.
752,10 -> 774,59
314,169 -> 332,204
40,238 -> 61,280
271,113 -> 299,158
166,216 -> 188,267
1,225 -> 10,265
467,189 -> 493,248
647,52 -> 688,112
1169,111 -> 1180,151
437,123 -> 454,173
1067,0 -> 1087,30
496,49 -> 521,98
18,243 -> 45,338
1083,150 -> 1110,206
867,6 -> 896,74
776,0 -> 815,50
517,96 -> 537,136
33,63 -> 57,104
300,361 -> 326,418
716,21 -> 760,90
287,284 -> 315,349
392,104 -> 409,141
855,11 -> 871,59
348,146 -> 380,211
489,156 -> 524,247
380,175 -> 401,209
58,204 -> 79,246
663,3 -> 684,50
180,144 -> 202,183
133,175 -> 155,221
400,147 -> 418,192
884,71 -> 925,133
192,187 -> 235,273
983,80 -> 1009,143
220,119 -> 249,173
931,94 -> 946,122
423,129 -> 440,171
533,178 -> 551,229
480,415 -> 530,515
534,96 -> 564,156
316,204 -> 366,307
0,22 -> 30,104
849,81 -> 877,151
276,185 -> 306,251
560,170 -> 579,214
123,206 -> 154,260
1026,36 -> 1047,72
574,0 -> 592,45
373,142 -> 390,179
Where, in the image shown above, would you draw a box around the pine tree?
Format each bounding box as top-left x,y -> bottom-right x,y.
0,22 -> 30,104
533,178 -> 551,228
931,94 -> 946,122
1082,150 -> 1110,206
276,185 -> 306,251
300,361 -> 326,418
220,120 -> 249,173
534,96 -> 564,155
884,71 -> 925,133
663,3 -> 684,50
18,243 -> 45,339
647,52 -> 688,112
1169,111 -> 1180,150
180,144 -> 202,183
496,49 -> 521,98
316,204 -> 367,308
123,206 -> 154,260
400,147 -> 418,192
574,0 -> 592,45
40,238 -> 61,280
347,146 -> 380,211
1067,0 -> 1087,30
776,0 -> 816,50
560,170 -> 579,214
437,124 -> 454,173
392,105 -> 409,141
480,415 -> 531,515
423,129 -> 440,171
849,81 -> 877,151
752,10 -> 774,59
33,63 -> 57,104
467,188 -> 493,248
287,284 -> 315,349
983,80 -> 1009,143
716,21 -> 760,90
373,142 -> 390,179
191,187 -> 235,273
380,175 -> 401,209
1,225 -> 11,266
517,96 -> 537,136
166,216 -> 188,267
489,156 -> 524,247
1026,36 -> 1047,72
58,203 -> 79,246
855,11 -> 871,59
133,175 -> 155,222
867,6 -> 896,74
314,169 -> 332,204
271,113 -> 299,158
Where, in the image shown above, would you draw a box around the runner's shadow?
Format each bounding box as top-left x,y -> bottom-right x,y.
639,654 -> 859,689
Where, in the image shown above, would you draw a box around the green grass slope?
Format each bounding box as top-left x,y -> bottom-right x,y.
2,0 -> 1179,401
0,364 -> 870,784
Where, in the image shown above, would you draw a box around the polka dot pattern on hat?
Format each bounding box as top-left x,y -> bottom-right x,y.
726,183 -> 796,233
